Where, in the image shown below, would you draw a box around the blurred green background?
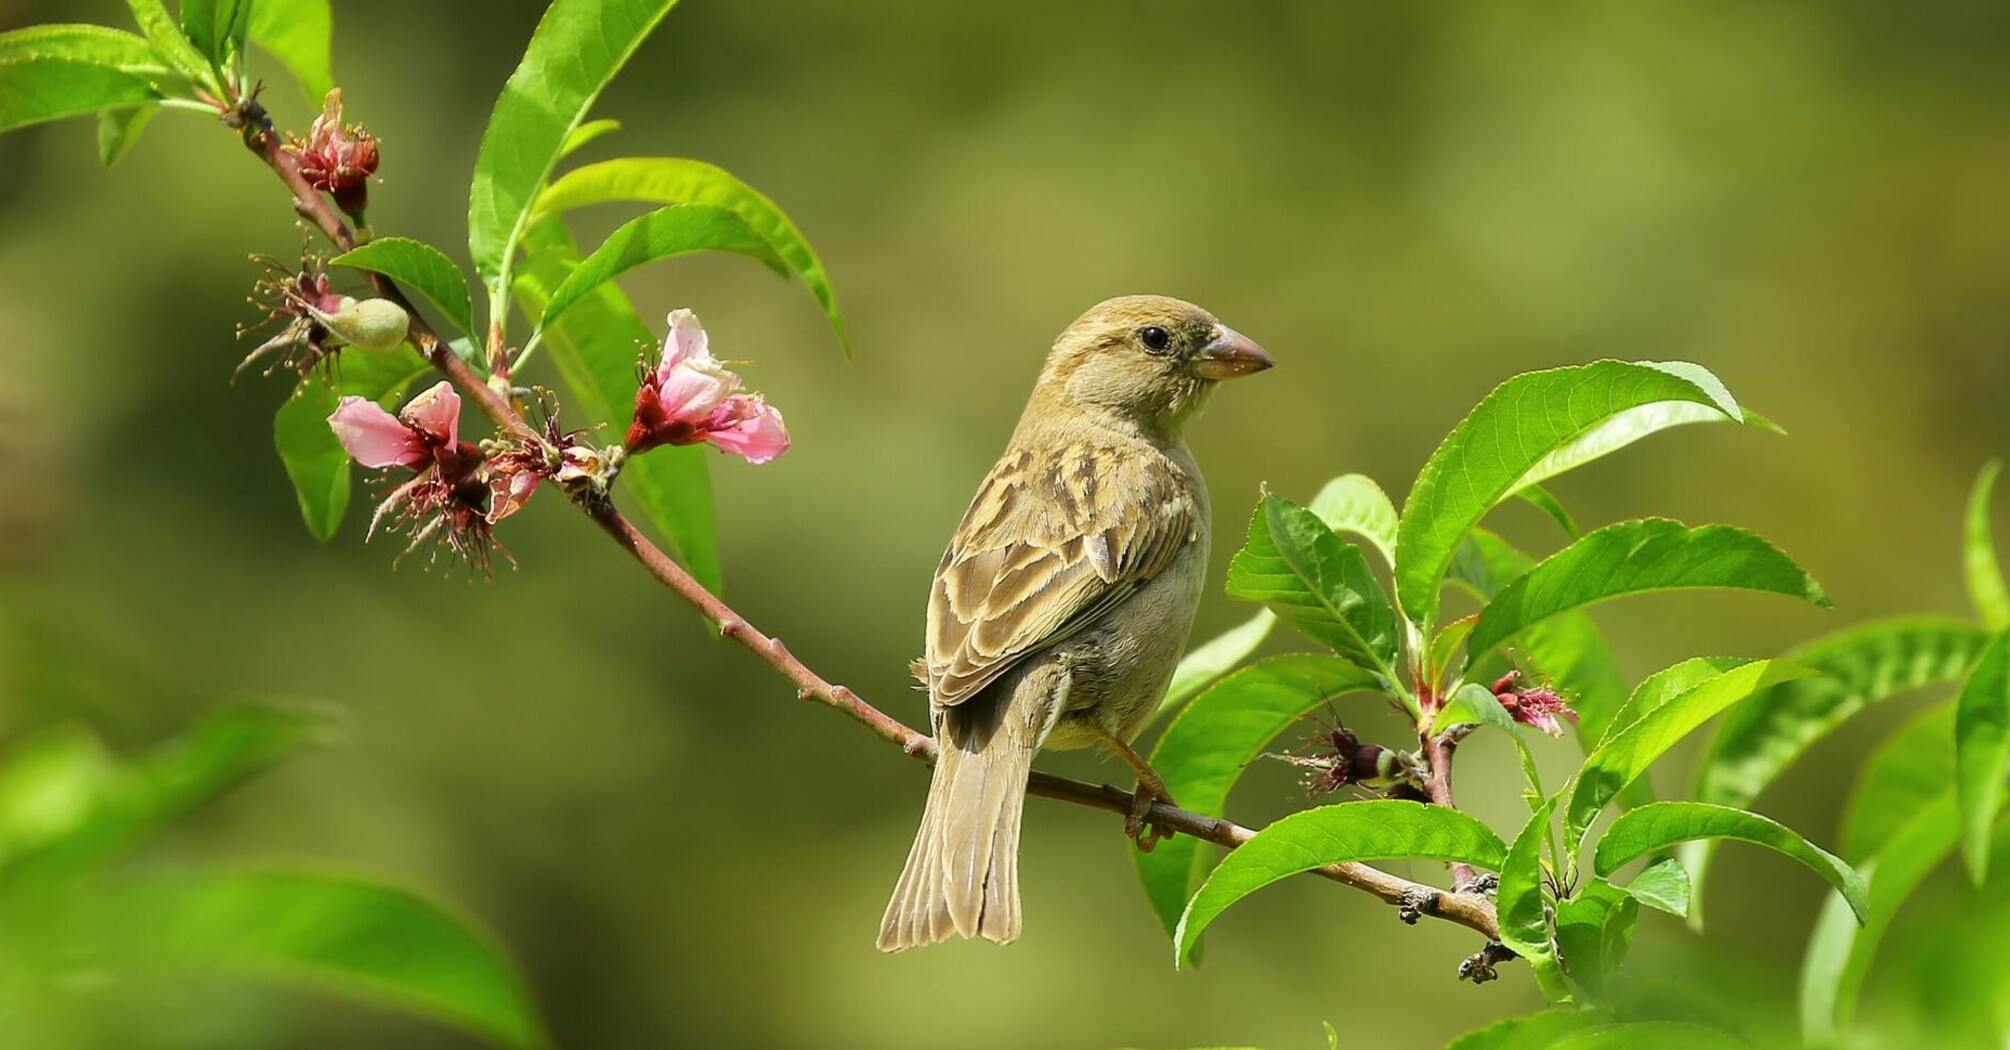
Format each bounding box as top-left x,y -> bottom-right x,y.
3,0 -> 2009,1047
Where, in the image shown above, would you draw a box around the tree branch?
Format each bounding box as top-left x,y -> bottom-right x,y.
230,97 -> 1500,946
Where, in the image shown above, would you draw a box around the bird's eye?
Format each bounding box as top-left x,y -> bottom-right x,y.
1138,326 -> 1172,353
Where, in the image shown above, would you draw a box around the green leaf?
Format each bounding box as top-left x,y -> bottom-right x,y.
1395,360 -> 1745,627
1624,857 -> 1690,917
1598,657 -> 1750,750
1549,1022 -> 1749,1050
1173,800 -> 1505,965
1554,878 -> 1637,997
272,350 -> 430,542
466,0 -> 679,306
1840,703 -> 1953,862
0,24 -> 158,68
1968,460 -> 2009,631
180,0 -> 248,65
332,238 -> 478,339
515,217 -> 719,589
558,117 -> 621,158
1431,683 -> 1544,802
1517,484 -> 1581,539
96,104 -> 155,165
1426,615 -> 1478,687
1566,660 -> 1814,848
1799,792 -> 1958,1043
1447,529 -> 1630,749
1155,611 -> 1276,719
1467,518 -> 1828,660
248,0 -> 334,102
1498,800 -> 1570,1000
1593,802 -> 1867,923
103,870 -> 546,1049
122,0 -> 215,82
1686,617 -> 1987,920
534,204 -> 781,337
0,59 -> 160,132
1132,655 -> 1380,946
3,704 -> 339,887
1954,633 -> 2010,885
535,157 -> 849,354
1224,494 -> 1400,684
1304,472 -> 1397,567
1446,1011 -> 1612,1050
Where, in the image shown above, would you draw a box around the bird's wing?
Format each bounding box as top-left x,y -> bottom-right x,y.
926,442 -> 1200,707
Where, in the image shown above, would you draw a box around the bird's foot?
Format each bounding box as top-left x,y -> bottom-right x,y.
1125,780 -> 1178,852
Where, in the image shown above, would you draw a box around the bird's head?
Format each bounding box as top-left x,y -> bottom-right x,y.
1032,294 -> 1273,436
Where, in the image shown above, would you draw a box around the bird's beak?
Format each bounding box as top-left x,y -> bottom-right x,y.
1192,325 -> 1274,380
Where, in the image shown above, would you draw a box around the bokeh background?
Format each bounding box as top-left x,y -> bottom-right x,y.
3,1 -> 2009,1047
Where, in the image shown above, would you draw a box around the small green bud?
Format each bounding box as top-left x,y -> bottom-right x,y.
311,297 -> 409,352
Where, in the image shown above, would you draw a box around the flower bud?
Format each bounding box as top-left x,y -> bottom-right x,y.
288,90 -> 380,219
310,297 -> 409,352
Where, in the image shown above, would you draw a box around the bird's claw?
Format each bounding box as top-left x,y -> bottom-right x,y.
1125,784 -> 1177,852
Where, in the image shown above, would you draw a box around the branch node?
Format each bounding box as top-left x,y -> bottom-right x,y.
1397,885 -> 1437,925
795,687 -> 814,702
1457,941 -> 1517,984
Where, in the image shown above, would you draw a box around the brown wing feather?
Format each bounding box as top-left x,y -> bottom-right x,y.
926,443 -> 1198,707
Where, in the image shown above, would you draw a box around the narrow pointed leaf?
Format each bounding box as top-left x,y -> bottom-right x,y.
1447,1011 -> 1613,1050
1594,802 -> 1866,923
1517,484 -> 1580,539
248,0 -> 334,102
1954,633 -> 2010,884
0,59 -> 160,132
96,104 -> 155,165
558,118 -> 621,158
1551,1022 -> 1749,1050
1396,360 -> 1745,627
1566,660 -> 1814,847
1173,800 -> 1505,964
467,0 -> 678,299
515,217 -> 718,588
332,238 -> 478,339
1468,519 -> 1828,660
1799,793 -> 1959,1043
1305,473 -> 1397,567
1156,611 -> 1276,718
101,871 -> 546,1049
1968,460 -> 2009,630
1840,704 -> 1953,862
123,0 -> 215,81
1686,617 -> 1986,920
533,204 -> 781,334
1132,656 -> 1380,945
535,157 -> 848,354
1599,657 -> 1749,749
0,24 -> 157,67
1498,800 -> 1570,1000
1225,494 -> 1399,681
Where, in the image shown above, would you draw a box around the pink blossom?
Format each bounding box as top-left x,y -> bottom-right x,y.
1493,674 -> 1578,739
700,395 -> 790,465
625,309 -> 790,464
326,381 -> 500,573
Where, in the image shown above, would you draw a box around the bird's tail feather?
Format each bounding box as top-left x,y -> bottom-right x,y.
877,696 -> 1036,951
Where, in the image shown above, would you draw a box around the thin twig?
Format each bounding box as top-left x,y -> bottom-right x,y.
231,98 -> 1501,945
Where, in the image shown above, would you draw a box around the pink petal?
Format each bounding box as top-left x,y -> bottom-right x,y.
399,381 -> 460,447
656,355 -> 739,421
704,395 -> 790,464
655,308 -> 711,378
329,396 -> 425,469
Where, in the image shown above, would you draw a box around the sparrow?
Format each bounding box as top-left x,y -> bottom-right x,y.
878,295 -> 1273,950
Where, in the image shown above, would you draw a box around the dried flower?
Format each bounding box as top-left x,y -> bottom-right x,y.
1269,716 -> 1405,798
328,382 -> 506,573
235,249 -> 407,380
288,89 -> 379,217
1492,670 -> 1578,738
625,309 -> 790,464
